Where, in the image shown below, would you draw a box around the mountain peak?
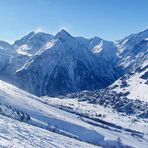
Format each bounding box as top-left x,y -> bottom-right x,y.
14,31 -> 35,46
60,29 -> 70,34
14,31 -> 53,46
0,40 -> 11,46
138,28 -> 148,34
55,29 -> 73,39
0,40 -> 13,51
90,36 -> 103,43
24,31 -> 36,39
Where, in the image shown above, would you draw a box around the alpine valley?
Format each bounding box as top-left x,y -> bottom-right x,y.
0,29 -> 147,148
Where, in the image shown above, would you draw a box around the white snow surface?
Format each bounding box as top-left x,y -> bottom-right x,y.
0,80 -> 148,148
42,97 -> 148,134
0,115 -> 98,148
17,44 -> 32,57
110,63 -> 148,102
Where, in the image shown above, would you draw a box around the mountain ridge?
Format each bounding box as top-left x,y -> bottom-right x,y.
0,29 -> 147,97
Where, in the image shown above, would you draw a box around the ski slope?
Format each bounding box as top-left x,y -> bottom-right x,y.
0,80 -> 148,147
0,115 -> 98,148
41,96 -> 148,134
110,64 -> 148,102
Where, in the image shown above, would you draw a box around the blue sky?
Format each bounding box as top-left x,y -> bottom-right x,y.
0,0 -> 148,43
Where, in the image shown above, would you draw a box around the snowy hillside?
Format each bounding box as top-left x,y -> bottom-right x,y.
110,61 -> 148,102
0,115 -> 98,148
0,80 -> 147,147
41,96 -> 148,134
116,29 -> 148,69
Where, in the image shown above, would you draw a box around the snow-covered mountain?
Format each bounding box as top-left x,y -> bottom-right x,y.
14,31 -> 53,56
0,41 -> 15,71
14,29 -> 119,96
0,29 -> 147,97
108,29 -> 148,102
0,31 -> 53,82
65,29 -> 148,118
116,29 -> 148,69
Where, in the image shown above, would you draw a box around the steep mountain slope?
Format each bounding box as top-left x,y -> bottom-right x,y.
77,36 -> 120,69
0,32 -> 53,82
0,41 -> 15,71
0,80 -> 147,148
116,29 -> 148,69
15,31 -> 53,56
106,29 -> 148,102
15,30 -> 119,96
76,36 -> 117,61
109,61 -> 148,102
66,30 -> 148,118
0,40 -> 13,51
89,37 -> 118,62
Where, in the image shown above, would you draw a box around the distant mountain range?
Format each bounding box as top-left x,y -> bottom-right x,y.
0,29 -> 147,98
